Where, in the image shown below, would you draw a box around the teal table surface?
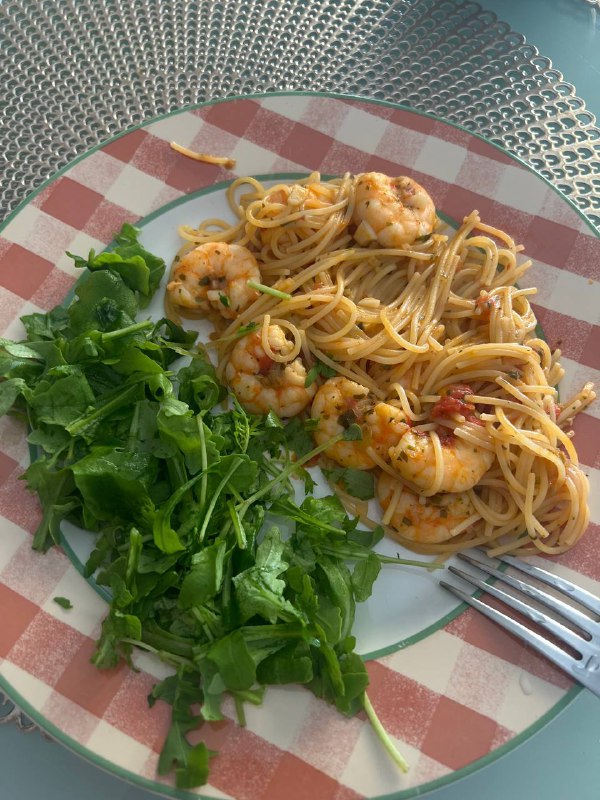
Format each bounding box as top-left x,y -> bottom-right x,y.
1,2 -> 599,799
477,0 -> 600,120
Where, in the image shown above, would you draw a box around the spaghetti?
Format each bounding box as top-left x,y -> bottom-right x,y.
165,171 -> 595,558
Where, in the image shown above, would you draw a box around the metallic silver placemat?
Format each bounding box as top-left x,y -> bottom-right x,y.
1,0 -> 599,227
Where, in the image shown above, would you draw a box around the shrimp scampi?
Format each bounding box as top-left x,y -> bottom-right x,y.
377,472 -> 478,544
167,242 -> 261,319
389,427 -> 495,495
311,377 -> 409,469
225,324 -> 316,417
352,172 -> 437,248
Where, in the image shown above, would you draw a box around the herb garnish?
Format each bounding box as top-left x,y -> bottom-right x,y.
323,466 -> 375,501
304,359 -> 337,387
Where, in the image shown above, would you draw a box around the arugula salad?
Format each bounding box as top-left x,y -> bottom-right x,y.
0,224 -> 435,788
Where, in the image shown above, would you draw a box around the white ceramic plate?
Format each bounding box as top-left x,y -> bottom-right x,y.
0,92 -> 598,800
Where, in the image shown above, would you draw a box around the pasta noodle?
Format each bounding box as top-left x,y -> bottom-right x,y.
165,171 -> 595,558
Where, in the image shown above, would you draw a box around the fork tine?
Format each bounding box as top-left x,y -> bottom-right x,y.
439,579 -> 578,677
458,552 -> 596,639
485,550 -> 600,617
447,565 -> 592,657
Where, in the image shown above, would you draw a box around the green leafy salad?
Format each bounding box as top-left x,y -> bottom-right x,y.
0,224 -> 435,788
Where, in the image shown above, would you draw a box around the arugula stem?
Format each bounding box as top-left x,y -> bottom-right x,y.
47,438 -> 74,470
319,545 -> 443,569
32,439 -> 76,552
227,499 -> 247,549
270,501 -> 346,536
363,692 -> 409,773
190,607 -> 216,642
240,623 -> 304,641
125,528 -> 142,585
32,476 -> 68,552
237,434 -> 344,520
127,401 -> 141,451
233,689 -> 264,706
379,555 -> 443,569
234,696 -> 247,727
197,415 -> 208,512
66,380 -> 144,436
197,459 -> 242,543
246,280 -> 292,301
232,397 -> 250,453
142,624 -> 195,661
206,322 -> 258,348
228,485 -> 244,503
101,320 -> 153,341
121,638 -> 195,668
166,455 -> 188,492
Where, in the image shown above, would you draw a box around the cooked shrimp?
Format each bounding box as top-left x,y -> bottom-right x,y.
167,242 -> 260,320
311,377 -> 409,469
389,428 -> 495,495
368,400 -> 412,461
377,472 -> 478,544
352,172 -> 436,248
225,324 -> 315,417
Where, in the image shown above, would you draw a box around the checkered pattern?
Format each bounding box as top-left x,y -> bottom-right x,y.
0,95 -> 599,800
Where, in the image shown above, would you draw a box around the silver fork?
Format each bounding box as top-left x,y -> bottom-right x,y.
440,549 -> 600,698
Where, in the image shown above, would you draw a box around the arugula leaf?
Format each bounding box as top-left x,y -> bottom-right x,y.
256,640 -> 313,685
179,540 -> 227,608
65,379 -> 145,439
297,494 -> 348,529
156,410 -> 217,475
20,307 -> 70,341
282,416 -> 318,458
152,472 -> 203,554
27,425 -> 71,456
206,630 -> 257,691
315,556 -> 355,642
0,338 -> 45,360
0,377 -> 27,415
152,666 -> 214,789
92,609 -> 142,668
24,458 -> 79,552
233,528 -> 303,625
177,354 -> 225,412
69,270 -> 138,334
53,596 -> 73,609
152,318 -> 198,361
85,251 -> 153,296
333,651 -> 370,715
304,360 -> 337,387
323,466 -> 375,500
351,553 -> 381,602
342,423 -> 363,441
69,223 -> 166,306
28,369 -> 95,428
111,347 -> 165,377
347,525 -> 384,548
71,448 -> 157,529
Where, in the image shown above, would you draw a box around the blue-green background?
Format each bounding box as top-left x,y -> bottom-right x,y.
2,1 -> 599,798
